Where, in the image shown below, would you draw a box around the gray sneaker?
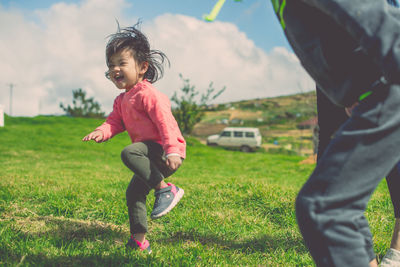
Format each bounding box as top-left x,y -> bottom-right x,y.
381,248 -> 400,267
151,183 -> 184,219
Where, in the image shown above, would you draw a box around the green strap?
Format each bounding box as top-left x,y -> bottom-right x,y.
271,0 -> 280,12
271,0 -> 286,30
359,77 -> 388,101
279,0 -> 286,29
358,91 -> 372,101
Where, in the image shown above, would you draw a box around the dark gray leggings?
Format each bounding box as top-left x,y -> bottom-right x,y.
121,141 -> 176,234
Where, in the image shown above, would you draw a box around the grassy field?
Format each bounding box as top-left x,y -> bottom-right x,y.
0,116 -> 395,266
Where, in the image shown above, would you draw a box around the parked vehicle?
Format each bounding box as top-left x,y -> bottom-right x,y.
206,127 -> 262,152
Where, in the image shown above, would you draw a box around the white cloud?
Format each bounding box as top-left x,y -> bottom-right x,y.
0,0 -> 312,116
147,14 -> 313,104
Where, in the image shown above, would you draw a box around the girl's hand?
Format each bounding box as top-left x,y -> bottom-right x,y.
82,130 -> 104,143
166,155 -> 182,170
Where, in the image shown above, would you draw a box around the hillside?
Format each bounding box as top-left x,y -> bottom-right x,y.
192,91 -> 317,156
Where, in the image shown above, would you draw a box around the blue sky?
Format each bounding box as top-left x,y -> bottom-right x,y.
0,0 -> 310,116
1,0 -> 290,51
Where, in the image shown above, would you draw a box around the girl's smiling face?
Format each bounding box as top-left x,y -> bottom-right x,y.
106,48 -> 148,91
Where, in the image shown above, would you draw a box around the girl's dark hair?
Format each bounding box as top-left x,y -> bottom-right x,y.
105,21 -> 169,83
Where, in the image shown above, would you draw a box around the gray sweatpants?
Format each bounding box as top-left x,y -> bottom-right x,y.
277,0 -> 400,265
297,85 -> 400,266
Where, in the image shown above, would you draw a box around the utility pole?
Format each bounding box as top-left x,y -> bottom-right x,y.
8,83 -> 14,116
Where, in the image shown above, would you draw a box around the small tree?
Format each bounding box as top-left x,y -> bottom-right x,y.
171,74 -> 225,134
60,88 -> 105,118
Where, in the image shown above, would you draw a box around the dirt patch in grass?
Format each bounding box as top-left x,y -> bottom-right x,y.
227,110 -> 263,120
203,109 -> 262,121
192,123 -> 227,137
263,129 -> 312,138
299,154 -> 317,165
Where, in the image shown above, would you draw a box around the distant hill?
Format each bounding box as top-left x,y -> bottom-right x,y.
192,91 -> 317,156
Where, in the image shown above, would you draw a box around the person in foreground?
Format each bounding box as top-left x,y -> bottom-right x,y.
314,1 -> 400,265
82,22 -> 185,254
271,0 -> 400,266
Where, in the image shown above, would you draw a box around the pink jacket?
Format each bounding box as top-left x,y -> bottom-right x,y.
96,80 -> 186,158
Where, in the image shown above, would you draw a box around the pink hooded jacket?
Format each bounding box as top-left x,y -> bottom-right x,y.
96,80 -> 186,158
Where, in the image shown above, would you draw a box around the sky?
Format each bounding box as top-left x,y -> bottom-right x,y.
0,0 -> 313,116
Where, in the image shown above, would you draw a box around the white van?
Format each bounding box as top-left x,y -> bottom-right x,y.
206,127 -> 262,152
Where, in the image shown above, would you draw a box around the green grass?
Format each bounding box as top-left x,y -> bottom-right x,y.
0,115 -> 394,266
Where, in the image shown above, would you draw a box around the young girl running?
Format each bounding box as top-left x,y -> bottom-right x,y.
82,23 -> 185,254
